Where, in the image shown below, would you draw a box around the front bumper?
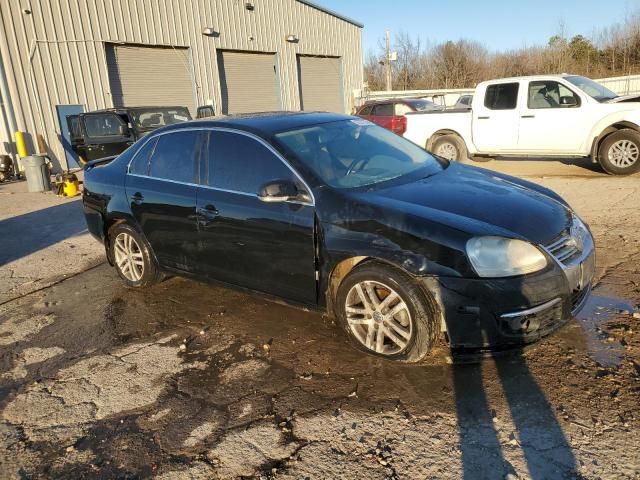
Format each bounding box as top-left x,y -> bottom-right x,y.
421,241 -> 595,352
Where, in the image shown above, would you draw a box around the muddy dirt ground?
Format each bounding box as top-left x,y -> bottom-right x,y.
1,159 -> 639,479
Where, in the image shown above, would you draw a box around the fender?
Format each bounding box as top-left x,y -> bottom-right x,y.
584,110 -> 640,159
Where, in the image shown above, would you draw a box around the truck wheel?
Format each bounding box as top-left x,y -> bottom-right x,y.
335,261 -> 440,363
432,135 -> 468,162
598,129 -> 640,175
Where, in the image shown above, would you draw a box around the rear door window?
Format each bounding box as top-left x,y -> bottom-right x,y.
84,113 -> 127,137
484,83 -> 519,110
206,131 -> 294,194
148,131 -> 204,183
372,103 -> 393,116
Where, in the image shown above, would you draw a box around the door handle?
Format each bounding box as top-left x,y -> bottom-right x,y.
197,205 -> 219,227
198,205 -> 219,218
131,192 -> 144,205
521,115 -> 535,118
477,116 -> 490,120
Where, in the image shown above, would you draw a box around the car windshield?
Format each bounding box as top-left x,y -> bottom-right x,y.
565,76 -> 618,102
130,107 -> 192,130
274,119 -> 443,189
407,99 -> 437,111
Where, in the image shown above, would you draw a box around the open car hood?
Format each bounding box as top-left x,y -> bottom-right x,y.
606,94 -> 640,103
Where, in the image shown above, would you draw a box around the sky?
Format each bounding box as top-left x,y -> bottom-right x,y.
314,0 -> 640,54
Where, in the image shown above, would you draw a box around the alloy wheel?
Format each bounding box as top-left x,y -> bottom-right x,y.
435,142 -> 458,161
344,280 -> 413,355
113,232 -> 145,282
608,139 -> 639,168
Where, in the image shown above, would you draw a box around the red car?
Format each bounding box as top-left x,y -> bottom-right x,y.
356,98 -> 442,135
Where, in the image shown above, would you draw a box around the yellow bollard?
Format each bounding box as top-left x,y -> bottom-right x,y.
15,131 -> 28,158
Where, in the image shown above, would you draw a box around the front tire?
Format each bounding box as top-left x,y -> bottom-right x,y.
432,135 -> 468,163
109,223 -> 162,288
335,262 -> 440,363
598,129 -> 640,175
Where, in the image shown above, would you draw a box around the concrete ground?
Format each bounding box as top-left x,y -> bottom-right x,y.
0,159 -> 639,479
0,173 -> 103,304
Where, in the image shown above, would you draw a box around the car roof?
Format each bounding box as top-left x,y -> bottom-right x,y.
88,106 -> 189,114
157,111 -> 354,136
476,74 -> 578,86
358,97 -> 433,111
361,98 -> 428,106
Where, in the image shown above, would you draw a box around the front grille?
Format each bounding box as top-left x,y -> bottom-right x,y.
571,284 -> 591,314
545,232 -> 580,265
499,300 -> 563,338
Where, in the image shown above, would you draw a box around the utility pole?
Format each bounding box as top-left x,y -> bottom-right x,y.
385,30 -> 392,91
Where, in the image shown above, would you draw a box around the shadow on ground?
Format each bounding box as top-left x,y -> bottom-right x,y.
0,200 -> 88,266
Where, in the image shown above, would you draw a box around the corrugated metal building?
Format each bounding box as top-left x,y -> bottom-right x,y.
0,0 -> 363,171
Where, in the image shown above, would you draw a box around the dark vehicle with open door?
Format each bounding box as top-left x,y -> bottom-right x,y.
68,106 -> 192,164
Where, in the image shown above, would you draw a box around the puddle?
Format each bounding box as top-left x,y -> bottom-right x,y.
574,293 -> 637,368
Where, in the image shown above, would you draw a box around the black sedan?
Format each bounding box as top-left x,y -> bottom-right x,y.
82,112 -> 595,362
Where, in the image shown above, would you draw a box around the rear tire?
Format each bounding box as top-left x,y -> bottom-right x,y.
431,135 -> 469,163
108,223 -> 162,288
598,129 -> 640,175
335,262 -> 440,363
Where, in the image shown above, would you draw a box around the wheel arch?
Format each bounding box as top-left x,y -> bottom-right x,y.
426,129 -> 467,152
591,121 -> 640,162
325,256 -> 446,333
103,213 -> 141,266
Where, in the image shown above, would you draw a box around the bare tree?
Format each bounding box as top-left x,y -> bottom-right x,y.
363,11 -> 640,91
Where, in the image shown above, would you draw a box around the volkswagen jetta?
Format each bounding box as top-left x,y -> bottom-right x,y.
83,112 -> 594,362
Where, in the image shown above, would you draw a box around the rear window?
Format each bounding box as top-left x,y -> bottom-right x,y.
484,83 -> 519,110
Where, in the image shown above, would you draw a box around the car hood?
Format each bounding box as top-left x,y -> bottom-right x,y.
606,94 -> 640,103
360,163 -> 571,245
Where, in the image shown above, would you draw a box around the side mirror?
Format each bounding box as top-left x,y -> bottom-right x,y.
559,96 -> 578,107
258,179 -> 300,203
117,124 -> 130,136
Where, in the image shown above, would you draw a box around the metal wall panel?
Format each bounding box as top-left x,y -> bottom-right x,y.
0,0 -> 363,171
298,56 -> 343,112
106,45 -> 196,112
218,51 -> 278,114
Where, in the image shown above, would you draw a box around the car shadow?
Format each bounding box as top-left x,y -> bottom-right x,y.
0,200 -> 88,266
490,156 -> 603,175
452,336 -> 579,478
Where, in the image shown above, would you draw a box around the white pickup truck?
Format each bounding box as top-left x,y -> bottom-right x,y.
403,74 -> 640,175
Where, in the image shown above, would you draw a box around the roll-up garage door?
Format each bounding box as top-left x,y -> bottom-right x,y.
106,44 -> 195,113
297,56 -> 343,113
217,51 -> 279,114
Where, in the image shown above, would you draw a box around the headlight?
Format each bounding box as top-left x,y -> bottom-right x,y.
466,236 -> 548,277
